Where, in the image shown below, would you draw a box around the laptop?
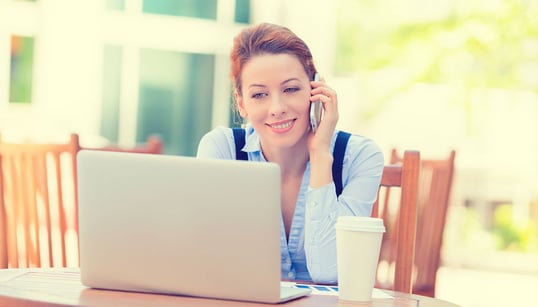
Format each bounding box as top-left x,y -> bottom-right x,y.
76,150 -> 310,304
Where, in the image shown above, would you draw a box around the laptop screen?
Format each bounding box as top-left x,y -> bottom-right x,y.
77,150 -> 286,303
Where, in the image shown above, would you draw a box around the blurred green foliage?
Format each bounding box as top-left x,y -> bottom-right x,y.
460,206 -> 498,250
336,0 -> 538,118
458,204 -> 537,253
493,204 -> 537,252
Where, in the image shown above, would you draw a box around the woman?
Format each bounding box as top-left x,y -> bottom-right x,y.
197,23 -> 384,284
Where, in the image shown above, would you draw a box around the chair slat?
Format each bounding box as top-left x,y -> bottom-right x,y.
0,133 -> 80,268
390,149 -> 456,297
25,153 -> 41,267
52,152 -> 68,267
374,150 -> 420,294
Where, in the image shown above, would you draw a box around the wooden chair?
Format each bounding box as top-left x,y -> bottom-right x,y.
0,134 -> 81,268
372,150 -> 420,294
84,135 -> 164,154
390,149 -> 456,297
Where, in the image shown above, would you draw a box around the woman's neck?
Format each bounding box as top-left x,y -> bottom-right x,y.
261,140 -> 309,177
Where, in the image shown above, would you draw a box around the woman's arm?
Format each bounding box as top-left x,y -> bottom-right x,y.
304,137 -> 384,284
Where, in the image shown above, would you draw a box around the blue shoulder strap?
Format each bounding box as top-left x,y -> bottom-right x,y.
332,131 -> 351,197
232,128 -> 350,197
232,128 -> 248,160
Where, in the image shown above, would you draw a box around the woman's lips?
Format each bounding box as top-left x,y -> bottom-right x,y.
266,119 -> 296,133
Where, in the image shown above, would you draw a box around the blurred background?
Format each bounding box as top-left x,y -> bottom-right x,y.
1,0 -> 537,305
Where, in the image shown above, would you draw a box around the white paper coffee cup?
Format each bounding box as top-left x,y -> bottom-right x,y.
336,216 -> 385,301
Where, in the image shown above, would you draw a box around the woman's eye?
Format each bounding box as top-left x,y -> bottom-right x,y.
284,87 -> 300,93
251,92 -> 267,99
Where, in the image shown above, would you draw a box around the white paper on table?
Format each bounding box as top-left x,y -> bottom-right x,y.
281,282 -> 393,299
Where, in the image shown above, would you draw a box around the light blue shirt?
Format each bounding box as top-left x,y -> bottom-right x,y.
196,125 -> 384,284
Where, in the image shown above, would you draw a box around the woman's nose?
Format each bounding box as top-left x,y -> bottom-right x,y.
269,94 -> 287,116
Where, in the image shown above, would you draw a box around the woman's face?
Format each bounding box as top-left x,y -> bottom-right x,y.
236,53 -> 311,151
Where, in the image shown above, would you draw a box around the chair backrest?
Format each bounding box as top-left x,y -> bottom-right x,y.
390,149 -> 455,297
84,135 -> 163,154
372,150 -> 420,294
0,133 -> 80,268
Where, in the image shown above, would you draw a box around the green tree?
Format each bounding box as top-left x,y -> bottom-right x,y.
336,0 -> 538,120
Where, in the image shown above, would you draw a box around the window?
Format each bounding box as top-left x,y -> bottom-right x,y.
142,0 -> 218,20
9,36 -> 35,104
1,0 -> 251,154
137,49 -> 215,156
100,45 -> 123,142
99,1 -> 250,155
234,0 -> 250,23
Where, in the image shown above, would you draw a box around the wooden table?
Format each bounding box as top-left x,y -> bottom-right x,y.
0,268 -> 460,306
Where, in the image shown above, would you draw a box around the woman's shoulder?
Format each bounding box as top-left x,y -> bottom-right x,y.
197,126 -> 235,158
201,125 -> 254,139
203,126 -> 233,138
336,130 -> 380,151
337,130 -> 384,164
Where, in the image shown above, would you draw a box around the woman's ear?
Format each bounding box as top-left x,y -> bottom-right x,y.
235,90 -> 247,118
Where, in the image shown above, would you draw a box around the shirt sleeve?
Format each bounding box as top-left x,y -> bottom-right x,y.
304,135 -> 385,284
196,126 -> 235,160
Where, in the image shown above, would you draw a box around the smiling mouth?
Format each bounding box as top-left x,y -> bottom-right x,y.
268,119 -> 295,129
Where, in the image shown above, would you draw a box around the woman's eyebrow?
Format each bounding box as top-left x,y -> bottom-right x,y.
281,78 -> 300,85
247,83 -> 267,89
247,78 -> 300,89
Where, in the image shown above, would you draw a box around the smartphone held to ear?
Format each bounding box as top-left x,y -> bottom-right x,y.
310,73 -> 323,133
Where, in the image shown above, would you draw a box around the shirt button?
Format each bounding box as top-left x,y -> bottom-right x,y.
288,272 -> 295,279
292,229 -> 299,235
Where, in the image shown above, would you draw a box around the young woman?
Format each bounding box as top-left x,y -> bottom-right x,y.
196,23 -> 384,284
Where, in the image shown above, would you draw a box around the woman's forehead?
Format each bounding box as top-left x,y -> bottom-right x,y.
241,54 -> 307,84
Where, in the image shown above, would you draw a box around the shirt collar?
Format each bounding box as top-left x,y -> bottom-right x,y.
243,125 -> 262,153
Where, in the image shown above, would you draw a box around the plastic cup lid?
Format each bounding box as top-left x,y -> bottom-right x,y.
335,216 -> 386,233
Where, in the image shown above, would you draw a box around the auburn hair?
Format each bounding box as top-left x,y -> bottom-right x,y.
230,23 -> 317,96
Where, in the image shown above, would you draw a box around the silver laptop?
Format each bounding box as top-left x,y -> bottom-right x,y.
77,150 -> 310,304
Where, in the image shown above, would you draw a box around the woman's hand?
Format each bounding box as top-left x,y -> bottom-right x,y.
308,76 -> 339,154
308,76 -> 339,188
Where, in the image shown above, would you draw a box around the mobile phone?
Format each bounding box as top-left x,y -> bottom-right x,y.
310,73 -> 323,132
